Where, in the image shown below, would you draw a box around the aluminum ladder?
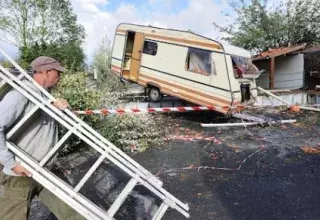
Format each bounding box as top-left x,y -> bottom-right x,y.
0,49 -> 190,220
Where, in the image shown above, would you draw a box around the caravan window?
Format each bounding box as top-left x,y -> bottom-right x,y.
143,41 -> 158,56
186,48 -> 214,76
232,56 -> 259,78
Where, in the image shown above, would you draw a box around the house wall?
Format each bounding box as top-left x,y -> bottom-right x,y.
254,93 -> 308,106
254,54 -> 304,89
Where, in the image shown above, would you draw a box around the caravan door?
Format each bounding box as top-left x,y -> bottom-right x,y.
129,32 -> 145,81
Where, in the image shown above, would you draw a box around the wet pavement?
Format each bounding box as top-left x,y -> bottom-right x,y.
3,109 -> 320,220
133,110 -> 320,220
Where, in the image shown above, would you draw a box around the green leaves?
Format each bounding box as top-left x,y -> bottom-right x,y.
53,72 -> 164,154
0,0 -> 86,70
216,0 -> 320,51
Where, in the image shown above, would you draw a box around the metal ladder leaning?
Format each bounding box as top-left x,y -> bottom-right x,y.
0,48 -> 190,220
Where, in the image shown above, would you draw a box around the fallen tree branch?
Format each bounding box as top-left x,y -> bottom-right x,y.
156,146 -> 266,175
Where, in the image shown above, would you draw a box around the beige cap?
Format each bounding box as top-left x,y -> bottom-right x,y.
31,56 -> 65,73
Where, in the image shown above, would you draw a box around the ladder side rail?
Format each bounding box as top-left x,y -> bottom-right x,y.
0,71 -> 24,87
6,142 -> 111,220
6,105 -> 40,139
0,50 -> 154,179
39,130 -> 73,167
0,70 -> 190,218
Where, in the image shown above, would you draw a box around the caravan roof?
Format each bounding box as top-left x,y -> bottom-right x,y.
116,23 -> 251,58
222,43 -> 251,58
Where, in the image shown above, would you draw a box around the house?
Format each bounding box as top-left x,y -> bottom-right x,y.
253,44 -> 320,91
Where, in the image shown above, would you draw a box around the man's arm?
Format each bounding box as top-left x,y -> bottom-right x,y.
0,89 -> 29,172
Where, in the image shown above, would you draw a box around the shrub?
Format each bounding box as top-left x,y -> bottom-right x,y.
53,71 -> 164,154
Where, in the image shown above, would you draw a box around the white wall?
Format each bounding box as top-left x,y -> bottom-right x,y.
255,93 -> 308,106
255,54 -> 304,89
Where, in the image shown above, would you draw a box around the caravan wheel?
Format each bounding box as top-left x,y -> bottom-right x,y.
148,87 -> 162,102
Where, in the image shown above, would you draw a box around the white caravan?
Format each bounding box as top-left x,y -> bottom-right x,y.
111,23 -> 260,114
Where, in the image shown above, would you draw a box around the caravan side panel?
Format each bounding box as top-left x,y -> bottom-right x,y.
138,40 -> 233,112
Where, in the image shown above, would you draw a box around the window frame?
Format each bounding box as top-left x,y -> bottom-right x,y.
142,40 -> 158,56
185,47 -> 215,76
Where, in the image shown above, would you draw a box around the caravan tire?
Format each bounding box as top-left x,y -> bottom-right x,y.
148,87 -> 162,102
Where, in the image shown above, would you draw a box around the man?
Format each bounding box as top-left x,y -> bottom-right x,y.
0,56 -> 86,220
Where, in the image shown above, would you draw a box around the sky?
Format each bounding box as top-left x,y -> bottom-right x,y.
0,0 -> 234,63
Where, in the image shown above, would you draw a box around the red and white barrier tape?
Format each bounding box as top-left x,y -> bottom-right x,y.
74,106 -> 238,115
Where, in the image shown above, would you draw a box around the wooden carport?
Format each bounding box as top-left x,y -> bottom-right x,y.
252,43 -> 307,89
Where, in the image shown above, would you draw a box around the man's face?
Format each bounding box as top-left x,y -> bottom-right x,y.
45,69 -> 61,89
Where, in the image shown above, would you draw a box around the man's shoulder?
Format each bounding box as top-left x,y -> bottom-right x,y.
2,89 -> 29,107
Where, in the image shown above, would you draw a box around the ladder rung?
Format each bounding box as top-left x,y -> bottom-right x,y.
107,178 -> 138,218
39,130 -> 73,167
0,73 -> 24,87
152,202 -> 169,220
6,105 -> 40,139
74,155 -> 106,192
8,141 -> 111,220
28,161 -> 102,220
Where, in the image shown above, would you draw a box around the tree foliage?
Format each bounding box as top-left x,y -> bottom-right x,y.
20,41 -> 85,71
0,0 -> 85,70
214,0 -> 320,52
92,35 -> 124,91
53,72 -> 164,153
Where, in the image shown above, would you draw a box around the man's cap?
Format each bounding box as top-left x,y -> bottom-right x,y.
31,56 -> 65,73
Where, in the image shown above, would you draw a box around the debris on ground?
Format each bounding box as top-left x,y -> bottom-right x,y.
301,146 -> 320,154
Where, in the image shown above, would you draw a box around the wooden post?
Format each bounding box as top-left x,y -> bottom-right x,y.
269,57 -> 275,89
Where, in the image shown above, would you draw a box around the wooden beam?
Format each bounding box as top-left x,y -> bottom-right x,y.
269,57 -> 275,89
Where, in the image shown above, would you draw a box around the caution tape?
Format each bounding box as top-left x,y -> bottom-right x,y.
74,105 -> 243,115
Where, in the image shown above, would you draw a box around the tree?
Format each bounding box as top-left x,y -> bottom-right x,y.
93,36 -> 112,83
214,0 -> 320,52
0,0 -> 86,70
20,41 -> 86,71
92,36 -> 124,91
0,0 -> 36,48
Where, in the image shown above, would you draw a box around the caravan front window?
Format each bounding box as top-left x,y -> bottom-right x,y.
232,56 -> 259,78
186,48 -> 214,76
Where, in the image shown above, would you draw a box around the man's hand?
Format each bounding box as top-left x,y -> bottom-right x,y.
53,98 -> 69,110
11,164 -> 32,177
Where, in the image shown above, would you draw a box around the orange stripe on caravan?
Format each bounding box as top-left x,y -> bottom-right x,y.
116,29 -> 221,50
139,73 -> 231,105
112,65 -> 122,70
138,79 -> 229,114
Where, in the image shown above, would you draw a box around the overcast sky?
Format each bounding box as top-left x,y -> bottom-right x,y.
70,0 -> 232,62
1,0 -> 266,63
